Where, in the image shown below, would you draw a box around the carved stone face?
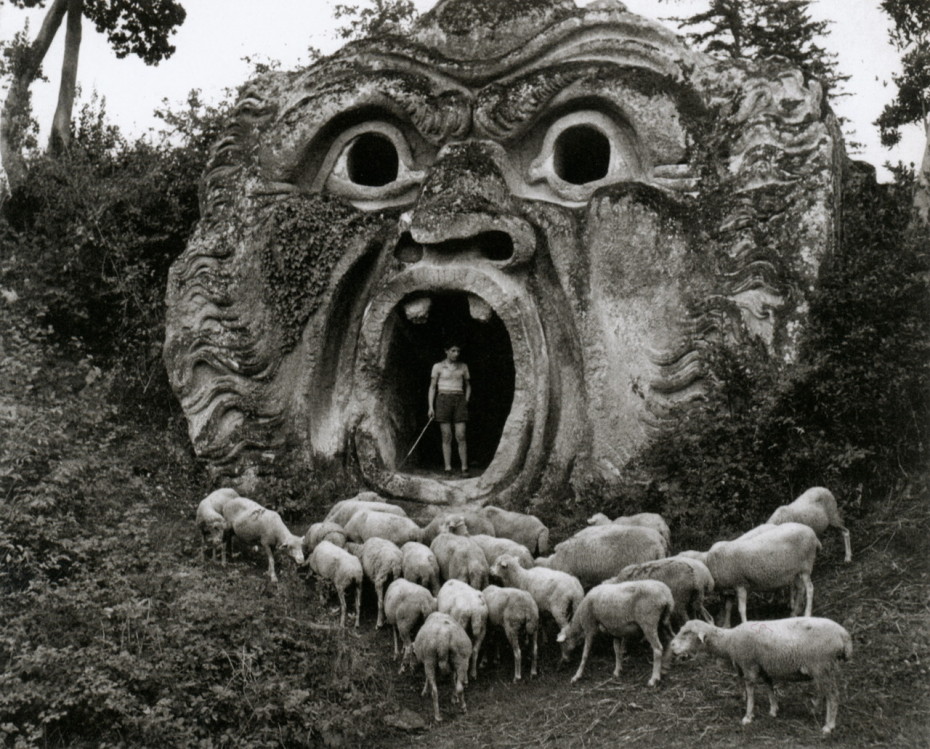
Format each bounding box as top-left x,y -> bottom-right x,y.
164,0 -> 842,504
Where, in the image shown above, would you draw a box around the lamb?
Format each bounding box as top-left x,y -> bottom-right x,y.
421,508 -> 495,544
383,578 -> 438,672
469,534 -> 534,570
401,541 -> 441,595
670,617 -> 853,734
324,492 -> 407,527
535,524 -> 666,588
557,580 -> 675,686
479,505 -> 550,555
195,487 -> 239,564
344,509 -> 423,546
489,553 -> 584,661
700,522 -> 821,625
412,611 -> 473,723
308,540 -> 363,627
429,516 -> 489,590
587,511 -> 671,552
221,496 -> 305,583
767,486 -> 852,563
303,521 -> 347,553
437,579 -> 488,680
353,537 -> 404,628
481,584 -> 539,681
607,556 -> 715,627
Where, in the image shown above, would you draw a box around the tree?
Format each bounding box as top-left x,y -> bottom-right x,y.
663,0 -> 846,96
877,0 -> 930,223
0,0 -> 186,196
333,0 -> 418,41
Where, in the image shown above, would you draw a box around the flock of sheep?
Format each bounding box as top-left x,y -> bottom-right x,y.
196,486 -> 854,734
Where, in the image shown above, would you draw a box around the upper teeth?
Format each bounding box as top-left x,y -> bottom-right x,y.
402,293 -> 495,323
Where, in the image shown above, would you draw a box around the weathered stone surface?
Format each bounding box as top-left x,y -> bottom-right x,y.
164,0 -> 844,505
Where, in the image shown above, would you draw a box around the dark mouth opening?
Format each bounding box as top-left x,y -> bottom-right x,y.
383,291 -> 515,476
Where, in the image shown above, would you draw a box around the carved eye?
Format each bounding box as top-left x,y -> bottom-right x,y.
527,110 -> 641,203
316,121 -> 424,208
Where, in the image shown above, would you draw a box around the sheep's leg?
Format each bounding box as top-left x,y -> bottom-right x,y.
392,625 -> 400,660
759,672 -> 778,717
375,580 -> 386,628
505,622 -> 522,681
822,685 -> 839,735
571,634 -> 594,683
643,628 -> 665,687
736,587 -> 749,624
337,587 -> 347,628
454,656 -> 469,714
722,596 -> 734,628
354,583 -> 361,628
741,677 -> 756,725
529,628 -> 538,678
470,623 -> 485,681
611,637 -> 625,678
422,659 -> 441,722
799,572 -> 814,617
838,526 -> 852,563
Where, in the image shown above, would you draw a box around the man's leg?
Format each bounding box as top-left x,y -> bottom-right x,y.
454,422 -> 467,473
440,423 -> 453,471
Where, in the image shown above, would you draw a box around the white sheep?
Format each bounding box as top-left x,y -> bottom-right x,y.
195,487 -> 239,564
481,585 -> 539,681
767,486 -> 852,563
421,508 -> 495,544
608,556 -> 715,627
469,534 -> 534,570
437,579 -> 488,681
670,617 -> 853,734
489,553 -> 584,661
383,578 -> 438,672
353,537 -> 403,628
429,516 -> 489,590
557,579 -> 674,686
324,492 -> 407,527
413,611 -> 473,723
535,524 -> 666,588
303,521 -> 347,553
479,505 -> 550,555
221,496 -> 305,583
701,522 -> 822,625
401,541 -> 441,595
308,540 -> 363,627
344,509 -> 423,546
587,511 -> 671,552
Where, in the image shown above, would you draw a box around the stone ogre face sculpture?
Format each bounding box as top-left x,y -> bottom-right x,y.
165,0 -> 842,504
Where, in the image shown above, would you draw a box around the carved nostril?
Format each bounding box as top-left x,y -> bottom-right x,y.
394,232 -> 422,263
479,231 -> 514,262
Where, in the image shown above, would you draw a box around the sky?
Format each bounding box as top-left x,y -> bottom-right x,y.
1,0 -> 924,182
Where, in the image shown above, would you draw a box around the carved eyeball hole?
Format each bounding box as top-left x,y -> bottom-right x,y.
346,133 -> 399,186
553,125 -> 610,185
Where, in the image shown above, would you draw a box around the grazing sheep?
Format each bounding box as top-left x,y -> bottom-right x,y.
587,511 -> 671,552
437,579 -> 489,680
401,541 -> 441,595
489,553 -> 584,661
470,534 -> 535,570
383,579 -> 438,672
308,540 -> 363,627
324,493 -> 407,527
535,525 -> 666,588
195,488 -> 238,564
767,487 -> 852,563
557,580 -> 674,686
421,509 -> 495,544
608,556 -> 715,627
413,612 -> 473,723
480,505 -> 550,555
670,617 -> 853,734
482,585 -> 539,681
344,509 -> 423,546
354,537 -> 404,628
429,516 -> 489,590
221,496 -> 305,583
303,521 -> 347,553
702,522 -> 821,625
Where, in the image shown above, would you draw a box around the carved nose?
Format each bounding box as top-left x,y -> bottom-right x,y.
404,141 -> 535,267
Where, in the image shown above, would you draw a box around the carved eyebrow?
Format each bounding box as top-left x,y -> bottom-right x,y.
279,65 -> 473,145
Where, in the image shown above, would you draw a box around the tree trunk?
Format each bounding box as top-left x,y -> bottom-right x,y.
0,0 -> 68,196
915,120 -> 929,225
49,0 -> 83,156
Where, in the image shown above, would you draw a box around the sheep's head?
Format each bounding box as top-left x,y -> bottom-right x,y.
586,512 -> 611,526
204,520 -> 226,546
670,620 -> 711,659
489,553 -> 518,580
555,623 -> 582,653
282,537 -> 306,567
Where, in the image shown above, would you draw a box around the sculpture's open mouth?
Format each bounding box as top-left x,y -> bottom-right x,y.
350,262 -> 549,503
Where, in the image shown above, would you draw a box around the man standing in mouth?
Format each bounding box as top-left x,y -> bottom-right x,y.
428,342 -> 471,476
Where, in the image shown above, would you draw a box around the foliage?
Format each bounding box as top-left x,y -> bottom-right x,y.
662,0 -> 846,96
876,0 -> 929,148
333,0 -> 418,40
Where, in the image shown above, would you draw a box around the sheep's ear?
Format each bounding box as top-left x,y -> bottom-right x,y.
556,631 -> 567,643
697,630 -> 707,643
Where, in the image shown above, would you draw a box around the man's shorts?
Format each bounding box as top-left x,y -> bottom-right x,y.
435,392 -> 468,423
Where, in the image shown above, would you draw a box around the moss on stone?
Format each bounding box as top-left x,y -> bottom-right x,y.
424,0 -> 575,35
